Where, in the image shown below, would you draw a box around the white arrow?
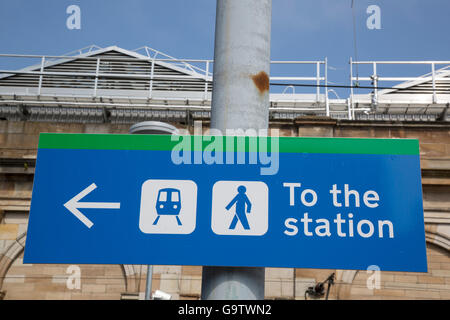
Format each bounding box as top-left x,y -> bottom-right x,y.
63,183 -> 121,228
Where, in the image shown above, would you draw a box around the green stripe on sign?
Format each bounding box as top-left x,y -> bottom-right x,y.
37,133 -> 419,155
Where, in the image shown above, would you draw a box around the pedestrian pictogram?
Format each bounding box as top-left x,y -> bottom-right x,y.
211,181 -> 269,236
226,185 -> 252,230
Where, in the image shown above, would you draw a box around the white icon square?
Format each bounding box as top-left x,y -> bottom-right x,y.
139,179 -> 197,234
211,181 -> 269,236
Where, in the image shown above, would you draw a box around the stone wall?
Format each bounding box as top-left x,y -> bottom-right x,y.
0,119 -> 448,300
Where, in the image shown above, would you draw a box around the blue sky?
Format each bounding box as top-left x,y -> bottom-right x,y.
0,0 -> 449,95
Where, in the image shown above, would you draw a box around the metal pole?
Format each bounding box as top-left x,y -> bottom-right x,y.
371,62 -> 378,111
210,0 -> 272,132
347,98 -> 352,120
37,56 -> 45,95
202,0 -> 271,300
93,58 -> 100,97
145,265 -> 153,300
148,58 -> 155,99
431,62 -> 437,104
316,62 -> 320,104
203,60 -> 210,101
349,57 -> 354,120
325,57 -> 329,117
129,121 -> 179,301
349,57 -> 354,99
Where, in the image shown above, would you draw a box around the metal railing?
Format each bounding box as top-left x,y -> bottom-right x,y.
0,53 -> 329,109
0,49 -> 449,121
133,46 -> 213,77
0,53 -> 214,99
271,58 -> 329,115
350,59 -> 450,119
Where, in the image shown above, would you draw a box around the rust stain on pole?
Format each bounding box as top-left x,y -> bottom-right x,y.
251,71 -> 269,95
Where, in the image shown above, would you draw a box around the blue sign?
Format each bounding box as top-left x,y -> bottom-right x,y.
24,134 -> 427,272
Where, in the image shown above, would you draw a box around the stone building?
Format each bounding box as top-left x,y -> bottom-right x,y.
0,46 -> 449,300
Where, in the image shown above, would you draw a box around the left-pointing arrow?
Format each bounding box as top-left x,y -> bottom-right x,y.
63,183 -> 121,228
